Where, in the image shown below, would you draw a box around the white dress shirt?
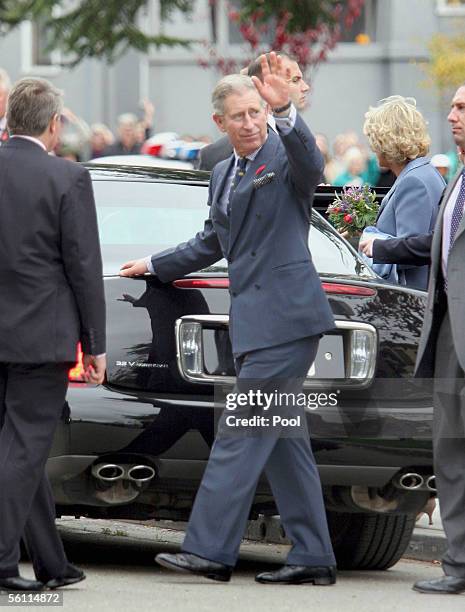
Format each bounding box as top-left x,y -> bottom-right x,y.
442,173 -> 464,279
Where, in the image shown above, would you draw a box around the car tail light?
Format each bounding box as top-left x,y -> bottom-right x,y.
69,343 -> 85,382
173,279 -> 229,289
321,283 -> 376,296
173,278 -> 375,296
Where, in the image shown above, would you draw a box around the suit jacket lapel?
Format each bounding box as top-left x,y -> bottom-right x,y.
228,131 -> 279,254
211,155 -> 234,210
375,183 -> 397,222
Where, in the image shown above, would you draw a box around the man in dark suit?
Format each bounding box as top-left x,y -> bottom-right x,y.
360,83 -> 465,595
121,53 -> 336,585
197,52 -> 310,171
0,78 -> 106,592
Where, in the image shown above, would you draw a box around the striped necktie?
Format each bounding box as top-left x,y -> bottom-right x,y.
227,157 -> 247,217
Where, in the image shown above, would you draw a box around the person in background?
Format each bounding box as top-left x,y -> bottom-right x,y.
89,123 -> 115,159
361,95 -> 444,290
103,113 -> 141,155
0,68 -> 11,145
315,133 -> 331,182
333,146 -> 368,186
431,153 -> 451,182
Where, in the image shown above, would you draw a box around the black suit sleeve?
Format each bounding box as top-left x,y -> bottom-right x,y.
60,167 -> 106,355
372,232 -> 433,266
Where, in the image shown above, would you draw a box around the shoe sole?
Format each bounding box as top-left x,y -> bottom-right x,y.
412,586 -> 462,595
46,575 -> 86,590
155,557 -> 231,582
256,577 -> 336,585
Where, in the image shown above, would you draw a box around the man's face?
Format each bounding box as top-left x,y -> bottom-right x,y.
119,122 -> 137,147
213,89 -> 268,157
281,58 -> 310,111
0,86 -> 8,119
448,86 -> 465,154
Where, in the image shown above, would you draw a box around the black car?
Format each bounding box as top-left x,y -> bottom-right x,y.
49,164 -> 434,571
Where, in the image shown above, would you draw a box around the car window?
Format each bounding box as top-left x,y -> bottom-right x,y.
92,179 -> 373,278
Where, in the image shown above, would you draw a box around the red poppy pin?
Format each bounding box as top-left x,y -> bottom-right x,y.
255,164 -> 266,176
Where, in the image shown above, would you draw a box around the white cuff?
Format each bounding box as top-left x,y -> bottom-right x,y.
145,255 -> 155,274
273,104 -> 297,135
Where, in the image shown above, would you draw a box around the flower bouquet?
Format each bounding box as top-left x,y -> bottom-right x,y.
326,184 -> 379,237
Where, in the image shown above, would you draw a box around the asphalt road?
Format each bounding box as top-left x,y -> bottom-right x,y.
15,518 -> 465,612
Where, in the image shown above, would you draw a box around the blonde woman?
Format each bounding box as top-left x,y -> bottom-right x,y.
360,95 -> 445,289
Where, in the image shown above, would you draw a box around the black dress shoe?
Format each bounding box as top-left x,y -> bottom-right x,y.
0,576 -> 44,592
155,552 -> 232,582
43,564 -> 86,589
255,565 -> 336,585
413,575 -> 465,594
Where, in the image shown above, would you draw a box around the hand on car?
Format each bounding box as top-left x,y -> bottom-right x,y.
120,259 -> 149,277
83,354 -> 106,384
359,237 -> 377,257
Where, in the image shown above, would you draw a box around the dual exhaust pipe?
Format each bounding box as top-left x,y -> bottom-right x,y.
91,462 -> 156,504
395,472 -> 436,492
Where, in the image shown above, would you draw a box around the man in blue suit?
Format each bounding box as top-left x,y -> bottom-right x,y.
120,53 -> 336,585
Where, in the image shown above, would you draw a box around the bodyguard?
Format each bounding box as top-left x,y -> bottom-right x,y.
0,78 -> 106,591
120,53 -> 336,584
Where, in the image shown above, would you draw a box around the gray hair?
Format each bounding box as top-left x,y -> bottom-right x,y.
117,112 -> 138,127
0,68 -> 11,92
212,74 -> 264,116
7,77 -> 63,136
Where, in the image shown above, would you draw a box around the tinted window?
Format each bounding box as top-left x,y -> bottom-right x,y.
93,179 -> 374,278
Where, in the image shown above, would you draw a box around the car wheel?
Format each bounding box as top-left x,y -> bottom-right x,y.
327,510 -> 415,570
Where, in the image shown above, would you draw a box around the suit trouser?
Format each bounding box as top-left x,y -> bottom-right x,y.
0,363 -> 70,580
433,311 -> 465,578
181,335 -> 336,567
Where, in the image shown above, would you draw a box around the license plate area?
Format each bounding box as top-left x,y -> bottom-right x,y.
175,315 -> 377,389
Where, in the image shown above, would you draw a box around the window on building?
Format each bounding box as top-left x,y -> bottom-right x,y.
437,0 -> 465,14
31,19 -> 57,66
212,0 -> 376,49
339,0 -> 377,44
21,18 -> 61,73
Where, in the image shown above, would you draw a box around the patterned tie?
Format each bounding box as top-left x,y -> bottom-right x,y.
227,157 -> 247,217
445,169 -> 465,290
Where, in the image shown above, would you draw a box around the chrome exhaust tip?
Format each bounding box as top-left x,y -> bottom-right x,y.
426,475 -> 436,491
91,463 -> 125,482
398,472 -> 424,490
127,465 -> 156,484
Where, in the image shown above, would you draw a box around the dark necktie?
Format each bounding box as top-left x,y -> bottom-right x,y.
445,169 -> 465,291
227,157 -> 247,217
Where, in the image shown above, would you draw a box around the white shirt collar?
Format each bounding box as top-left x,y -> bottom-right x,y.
10,135 -> 47,151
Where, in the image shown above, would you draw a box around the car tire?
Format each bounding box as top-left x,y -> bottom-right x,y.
327,510 -> 416,570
